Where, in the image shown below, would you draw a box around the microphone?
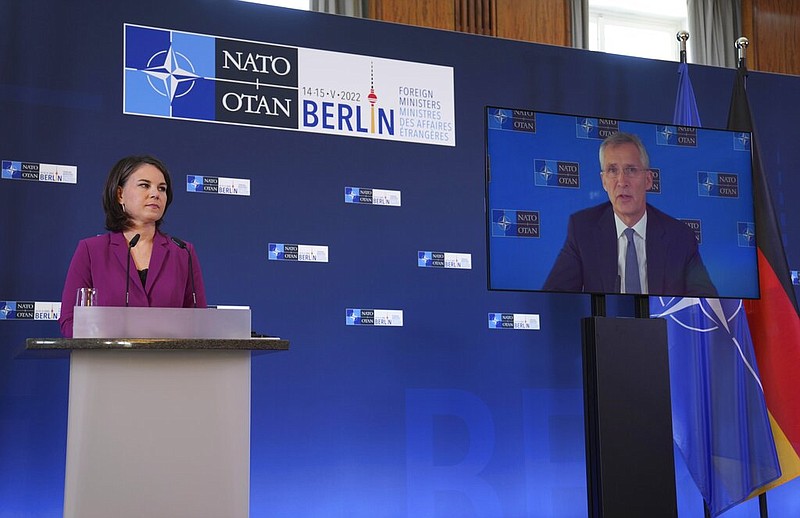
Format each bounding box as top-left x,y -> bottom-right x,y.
125,233 -> 141,307
171,236 -> 197,308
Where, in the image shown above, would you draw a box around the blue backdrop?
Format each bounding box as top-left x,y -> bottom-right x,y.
2,1 -> 800,516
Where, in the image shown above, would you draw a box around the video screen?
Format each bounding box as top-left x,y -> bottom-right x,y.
486,107 -> 758,299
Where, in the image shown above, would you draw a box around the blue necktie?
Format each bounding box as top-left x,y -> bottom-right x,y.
625,228 -> 641,294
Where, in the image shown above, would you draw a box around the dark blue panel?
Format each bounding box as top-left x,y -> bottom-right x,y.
2,1 -> 799,516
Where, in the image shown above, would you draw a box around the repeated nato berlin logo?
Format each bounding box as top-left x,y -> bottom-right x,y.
346,308 -> 403,327
2,161 -> 77,183
418,251 -> 472,269
344,187 -> 401,207
488,312 -> 540,330
187,175 -> 250,196
268,243 -> 328,263
576,117 -> 618,140
656,125 -> 697,147
492,209 -> 539,238
738,222 -> 756,247
124,25 -> 298,129
534,159 -> 580,188
698,171 -> 739,198
0,301 -> 60,320
488,108 -> 536,132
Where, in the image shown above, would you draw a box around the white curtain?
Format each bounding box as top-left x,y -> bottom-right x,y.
310,0 -> 367,17
688,0 -> 742,67
571,0 -> 589,49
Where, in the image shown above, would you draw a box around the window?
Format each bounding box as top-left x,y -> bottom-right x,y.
588,0 -> 689,61
239,0 -> 310,10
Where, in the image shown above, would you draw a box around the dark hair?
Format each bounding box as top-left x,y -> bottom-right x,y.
103,155 -> 173,231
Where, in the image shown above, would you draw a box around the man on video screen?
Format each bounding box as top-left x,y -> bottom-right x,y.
543,132 -> 717,296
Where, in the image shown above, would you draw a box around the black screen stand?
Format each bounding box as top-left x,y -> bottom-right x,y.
582,294 -> 677,517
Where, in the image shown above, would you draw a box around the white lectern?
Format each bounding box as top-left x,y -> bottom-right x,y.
26,307 -> 289,518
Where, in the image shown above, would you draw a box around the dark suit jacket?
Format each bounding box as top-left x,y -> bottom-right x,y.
59,231 -> 207,337
543,202 -> 717,296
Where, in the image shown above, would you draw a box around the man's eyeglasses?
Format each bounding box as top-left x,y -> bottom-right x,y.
602,166 -> 650,178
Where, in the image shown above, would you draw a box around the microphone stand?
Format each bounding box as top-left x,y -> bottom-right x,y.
170,236 -> 197,308
125,233 -> 141,307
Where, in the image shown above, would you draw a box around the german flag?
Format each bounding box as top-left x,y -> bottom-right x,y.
729,64 -> 800,494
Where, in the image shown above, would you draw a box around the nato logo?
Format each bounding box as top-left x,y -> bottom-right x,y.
345,187 -> 360,203
646,168 -> 661,194
2,161 -> 38,180
488,108 -> 536,132
268,243 -> 299,260
124,24 -> 298,129
187,175 -> 218,192
738,222 -> 756,247
734,132 -> 752,151
0,301 -> 16,319
534,159 -> 580,188
2,161 -> 21,179
576,117 -> 618,140
652,298 -> 749,337
698,172 -> 739,198
418,252 -> 445,268
0,301 -> 34,319
345,187 -> 372,204
346,308 -> 374,325
680,219 -> 703,243
492,209 -> 539,238
791,270 -> 800,286
488,313 -> 514,329
657,125 -> 697,147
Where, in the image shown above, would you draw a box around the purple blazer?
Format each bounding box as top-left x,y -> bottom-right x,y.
59,231 -> 208,337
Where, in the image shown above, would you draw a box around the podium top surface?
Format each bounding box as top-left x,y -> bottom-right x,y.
25,337 -> 290,352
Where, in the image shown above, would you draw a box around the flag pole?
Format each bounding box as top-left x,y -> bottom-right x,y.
735,33 -> 770,518
676,31 -> 712,518
677,30 -> 689,64
736,36 -> 749,72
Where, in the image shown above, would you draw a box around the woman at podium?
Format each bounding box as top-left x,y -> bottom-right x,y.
58,155 -> 207,337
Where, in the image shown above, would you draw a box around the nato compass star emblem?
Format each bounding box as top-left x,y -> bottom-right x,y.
580,118 -> 594,135
188,176 -> 203,191
659,126 -> 675,143
700,176 -> 714,193
3,162 -> 17,178
740,224 -> 756,246
143,44 -> 200,102
496,213 -> 513,232
737,132 -> 751,148
537,162 -> 554,183
0,303 -> 12,318
652,297 -> 741,332
652,297 -> 763,387
493,110 -> 508,126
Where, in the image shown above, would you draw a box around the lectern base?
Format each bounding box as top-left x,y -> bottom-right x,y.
582,316 -> 677,518
63,349 -> 250,518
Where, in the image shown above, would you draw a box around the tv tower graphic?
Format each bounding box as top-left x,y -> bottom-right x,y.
367,62 -> 378,133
